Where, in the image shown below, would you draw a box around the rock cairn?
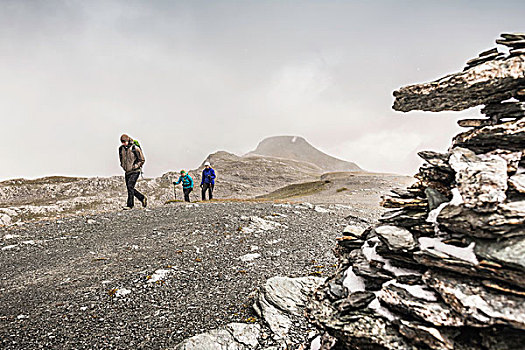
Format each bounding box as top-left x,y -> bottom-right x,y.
308,34 -> 525,350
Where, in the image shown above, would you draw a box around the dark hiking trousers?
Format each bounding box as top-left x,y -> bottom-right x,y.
202,183 -> 214,200
125,171 -> 145,208
183,187 -> 193,202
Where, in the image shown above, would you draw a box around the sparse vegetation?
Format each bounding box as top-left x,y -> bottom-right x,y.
256,180 -> 327,200
336,187 -> 349,193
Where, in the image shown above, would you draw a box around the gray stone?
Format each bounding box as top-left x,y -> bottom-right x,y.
481,101 -> 525,120
501,33 -> 525,41
174,323 -> 261,350
475,235 -> 525,271
481,327 -> 525,350
509,173 -> 525,193
457,118 -> 493,128
465,53 -> 501,67
425,188 -> 449,211
337,291 -> 375,312
392,55 -> 525,112
437,201 -> 525,239
378,283 -> 466,327
342,225 -> 366,238
417,151 -> 449,168
257,290 -> 292,338
496,38 -> 525,48
373,225 -> 417,251
509,48 -> 525,57
423,271 -> 525,329
326,315 -> 417,350
328,282 -> 347,300
398,320 -> 456,350
379,208 -> 428,227
257,276 -> 324,338
227,323 -> 261,349
452,118 -> 525,153
479,47 -> 499,57
413,247 -> 525,289
380,196 -> 427,209
448,147 -> 508,209
261,276 -> 324,316
485,150 -> 522,173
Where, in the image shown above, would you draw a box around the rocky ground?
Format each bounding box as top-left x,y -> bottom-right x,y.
0,201 -> 369,349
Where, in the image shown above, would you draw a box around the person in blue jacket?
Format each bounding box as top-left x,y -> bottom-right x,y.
200,161 -> 216,200
173,170 -> 194,202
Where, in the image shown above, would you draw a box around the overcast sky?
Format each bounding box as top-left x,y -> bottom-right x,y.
1,0 -> 524,180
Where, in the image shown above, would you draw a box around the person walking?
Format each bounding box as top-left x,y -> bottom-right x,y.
173,170 -> 194,202
200,161 -> 216,200
119,134 -> 147,210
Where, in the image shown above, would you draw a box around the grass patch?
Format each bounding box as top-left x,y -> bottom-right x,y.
256,180 -> 327,200
164,199 -> 185,204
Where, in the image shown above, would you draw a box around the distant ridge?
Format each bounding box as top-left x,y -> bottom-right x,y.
247,136 -> 362,172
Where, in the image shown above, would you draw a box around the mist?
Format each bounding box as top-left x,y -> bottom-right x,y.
1,0 -> 524,180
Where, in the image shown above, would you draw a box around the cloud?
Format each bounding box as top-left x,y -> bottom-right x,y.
335,130 -> 424,174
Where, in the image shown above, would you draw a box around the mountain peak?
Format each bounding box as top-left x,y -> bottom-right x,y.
247,135 -> 362,172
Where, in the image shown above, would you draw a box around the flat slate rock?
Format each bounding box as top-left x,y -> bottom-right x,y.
423,271 -> 525,329
479,47 -> 499,57
438,201 -> 525,239
378,283 -> 466,327
373,225 -> 417,251
475,235 -> 525,271
393,56 -> 525,112
501,33 -> 525,41
509,173 -> 525,193
457,118 -> 494,128
399,321 -> 456,350
452,118 -> 525,153
496,38 -> 525,48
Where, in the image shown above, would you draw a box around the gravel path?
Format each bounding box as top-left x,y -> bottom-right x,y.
0,202 -> 353,349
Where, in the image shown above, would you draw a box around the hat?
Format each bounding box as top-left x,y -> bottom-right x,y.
120,134 -> 131,142
180,170 -> 186,174
204,161 -> 211,166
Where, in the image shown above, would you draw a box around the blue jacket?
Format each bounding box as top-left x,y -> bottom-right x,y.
174,174 -> 193,189
201,168 -> 216,185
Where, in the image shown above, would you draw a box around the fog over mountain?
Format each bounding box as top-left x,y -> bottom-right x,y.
1,1 -> 525,181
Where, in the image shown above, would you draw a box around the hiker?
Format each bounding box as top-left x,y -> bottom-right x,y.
200,161 -> 216,200
173,170 -> 194,202
119,134 -> 147,210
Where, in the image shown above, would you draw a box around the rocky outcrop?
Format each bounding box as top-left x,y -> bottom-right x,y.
308,33 -> 525,349
173,276 -> 325,349
393,34 -> 525,113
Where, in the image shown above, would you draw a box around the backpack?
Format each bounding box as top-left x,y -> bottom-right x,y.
131,139 -> 144,175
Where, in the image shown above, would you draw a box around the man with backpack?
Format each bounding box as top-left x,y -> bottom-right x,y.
200,161 -> 216,200
119,134 -> 147,210
173,170 -> 194,202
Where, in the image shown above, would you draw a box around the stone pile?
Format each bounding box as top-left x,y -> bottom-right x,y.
464,47 -> 504,70
308,34 -> 525,350
464,33 -> 525,71
497,33 -> 525,57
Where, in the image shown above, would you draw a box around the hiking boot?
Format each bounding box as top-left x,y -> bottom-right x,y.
141,196 -> 148,208
122,206 -> 133,210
